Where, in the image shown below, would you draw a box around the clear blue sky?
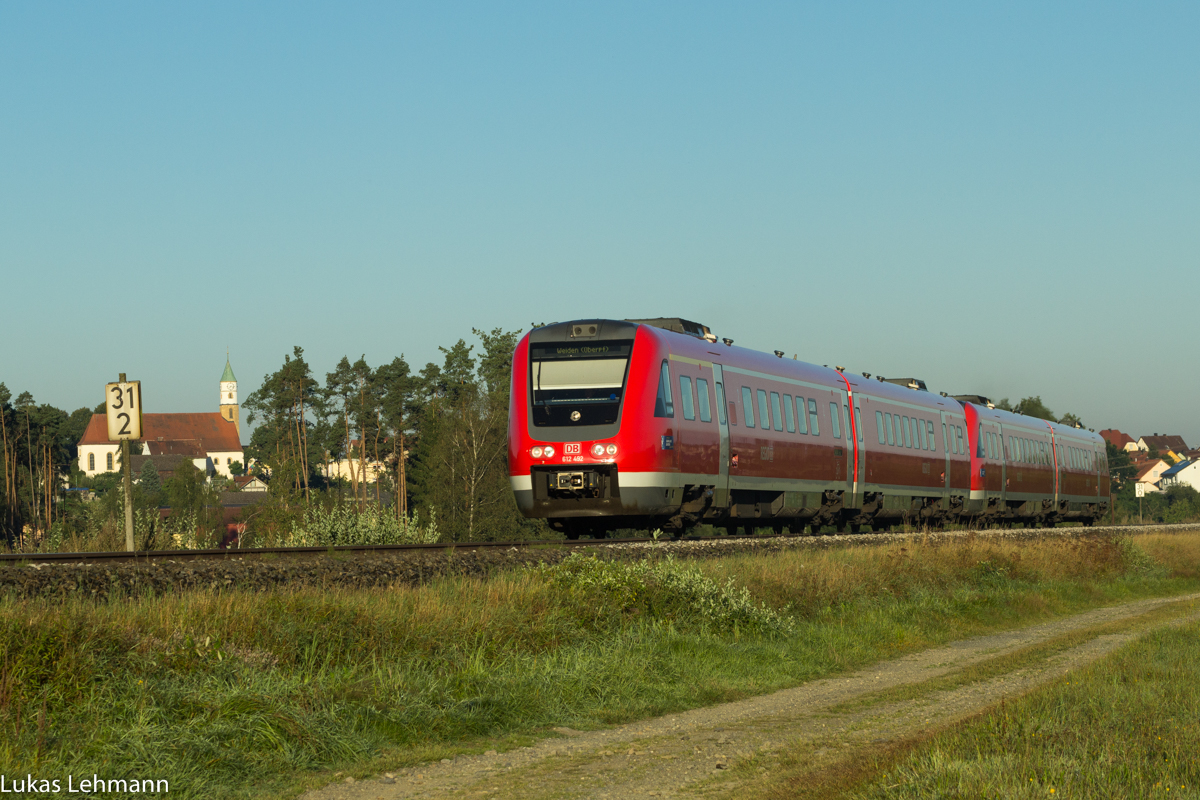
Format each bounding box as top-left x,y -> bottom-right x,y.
3,3 -> 1197,444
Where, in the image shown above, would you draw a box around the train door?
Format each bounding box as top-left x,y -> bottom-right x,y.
997,423 -> 1007,504
939,410 -> 951,501
832,387 -> 856,506
1045,424 -> 1059,505
711,364 -> 731,508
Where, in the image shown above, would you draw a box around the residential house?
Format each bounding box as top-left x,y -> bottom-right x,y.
1099,429 -> 1138,452
1137,434 -> 1190,463
130,453 -> 213,481
1158,460 -> 1200,492
1134,459 -> 1172,493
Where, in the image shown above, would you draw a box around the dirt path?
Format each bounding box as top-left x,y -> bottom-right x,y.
299,593 -> 1200,800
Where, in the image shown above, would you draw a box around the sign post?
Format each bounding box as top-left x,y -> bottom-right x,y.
105,374 -> 142,551
1136,481 -> 1145,524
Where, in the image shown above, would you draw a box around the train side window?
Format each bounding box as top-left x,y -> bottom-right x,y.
855,405 -> 864,442
910,417 -> 918,449
844,404 -> 852,441
654,361 -> 674,418
716,381 -> 730,425
876,411 -> 886,444
808,399 -> 820,436
697,378 -> 712,423
796,397 -> 809,434
741,387 -> 755,428
679,376 -> 695,421
757,390 -> 771,431
917,419 -> 928,450
957,426 -> 965,455
770,392 -> 784,431
784,394 -> 796,433
899,416 -> 909,447
943,422 -> 950,454
829,402 -> 842,439
927,421 -> 936,452
885,413 -> 895,445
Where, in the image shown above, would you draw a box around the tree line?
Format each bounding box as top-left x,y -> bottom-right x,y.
3,352 -> 1166,548
0,385 -> 94,543
241,326 -> 535,542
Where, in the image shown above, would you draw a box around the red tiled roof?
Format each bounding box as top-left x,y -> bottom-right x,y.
78,413 -> 242,451
1099,429 -> 1135,449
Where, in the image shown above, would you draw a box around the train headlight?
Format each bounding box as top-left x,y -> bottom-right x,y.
591,444 -> 605,457
531,446 -> 543,458
542,445 -> 555,457
606,444 -> 618,456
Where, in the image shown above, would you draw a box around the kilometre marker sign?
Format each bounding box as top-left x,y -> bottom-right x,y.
105,381 -> 142,441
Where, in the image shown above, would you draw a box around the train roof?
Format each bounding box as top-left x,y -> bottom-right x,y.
525,320 -> 1098,435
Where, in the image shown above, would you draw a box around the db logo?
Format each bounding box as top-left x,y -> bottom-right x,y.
564,443 -> 581,455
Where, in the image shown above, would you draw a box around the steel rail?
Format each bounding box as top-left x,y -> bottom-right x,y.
1,522 -> 1188,565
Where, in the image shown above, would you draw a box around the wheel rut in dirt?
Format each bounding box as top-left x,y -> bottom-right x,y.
300,592 -> 1200,800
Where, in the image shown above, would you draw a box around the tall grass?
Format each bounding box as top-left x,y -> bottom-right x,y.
2,533 -> 1198,798
854,619 -> 1200,798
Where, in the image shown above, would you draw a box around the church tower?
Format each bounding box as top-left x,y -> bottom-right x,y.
220,356 -> 239,436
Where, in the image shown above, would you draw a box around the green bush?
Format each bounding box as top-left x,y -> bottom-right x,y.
537,552 -> 794,635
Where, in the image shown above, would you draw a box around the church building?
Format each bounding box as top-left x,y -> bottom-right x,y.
77,358 -> 245,479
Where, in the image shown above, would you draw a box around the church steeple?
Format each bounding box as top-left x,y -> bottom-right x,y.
220,354 -> 239,436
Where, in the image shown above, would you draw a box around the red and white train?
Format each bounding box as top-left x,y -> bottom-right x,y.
508,318 -> 1110,538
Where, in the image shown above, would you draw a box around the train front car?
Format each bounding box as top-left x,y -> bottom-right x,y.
508,319 -> 704,538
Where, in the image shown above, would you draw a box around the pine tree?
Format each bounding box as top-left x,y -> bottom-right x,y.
139,459 -> 162,494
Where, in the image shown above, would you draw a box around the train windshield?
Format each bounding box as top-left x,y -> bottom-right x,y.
530,340 -> 633,427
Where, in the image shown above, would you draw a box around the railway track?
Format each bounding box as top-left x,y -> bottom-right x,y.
2,522 -> 1194,565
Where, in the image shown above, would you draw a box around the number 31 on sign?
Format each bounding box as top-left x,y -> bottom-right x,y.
105,381 -> 143,441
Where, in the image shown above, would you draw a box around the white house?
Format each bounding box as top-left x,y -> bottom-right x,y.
1160,460 -> 1200,492
78,359 -> 245,479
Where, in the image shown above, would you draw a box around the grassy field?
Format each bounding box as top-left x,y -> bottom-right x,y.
832,615 -> 1200,799
2,531 -> 1199,798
